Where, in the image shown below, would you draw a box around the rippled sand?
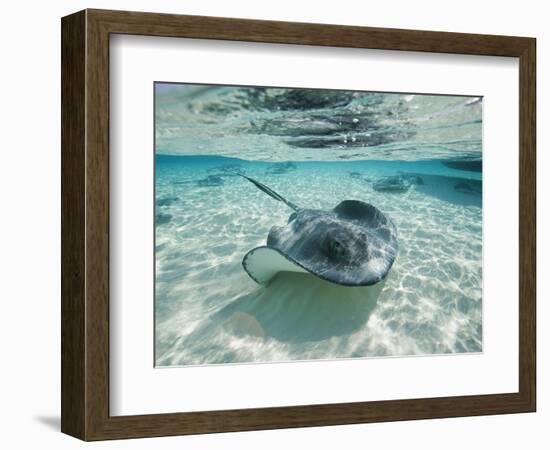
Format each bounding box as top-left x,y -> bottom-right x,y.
155,158 -> 482,366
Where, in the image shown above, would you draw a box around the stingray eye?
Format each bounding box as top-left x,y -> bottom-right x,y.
321,236 -> 351,262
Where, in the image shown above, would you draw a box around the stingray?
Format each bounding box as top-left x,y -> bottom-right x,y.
207,163 -> 245,176
265,161 -> 297,175
372,176 -> 411,193
155,213 -> 172,225
156,196 -> 179,207
240,175 -> 398,287
195,175 -> 225,187
397,172 -> 425,186
454,181 -> 481,194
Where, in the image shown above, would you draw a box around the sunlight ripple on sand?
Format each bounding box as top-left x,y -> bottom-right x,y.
155,159 -> 482,366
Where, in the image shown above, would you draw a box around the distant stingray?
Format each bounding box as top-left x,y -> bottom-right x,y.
196,175 -> 225,187
239,175 -> 398,287
265,161 -> 297,175
156,213 -> 172,225
156,196 -> 179,207
454,181 -> 481,194
372,176 -> 411,192
207,163 -> 245,176
396,172 -> 425,186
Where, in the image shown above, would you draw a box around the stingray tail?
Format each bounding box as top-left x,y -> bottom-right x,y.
239,175 -> 300,211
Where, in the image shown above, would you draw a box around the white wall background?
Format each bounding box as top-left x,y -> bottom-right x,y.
0,1 -> 546,448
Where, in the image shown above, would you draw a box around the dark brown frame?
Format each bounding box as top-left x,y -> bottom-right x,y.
61,9 -> 536,441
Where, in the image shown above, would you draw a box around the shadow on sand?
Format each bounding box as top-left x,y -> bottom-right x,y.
217,272 -> 385,344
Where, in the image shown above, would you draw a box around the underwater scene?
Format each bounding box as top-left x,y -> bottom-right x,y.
155,83 -> 482,367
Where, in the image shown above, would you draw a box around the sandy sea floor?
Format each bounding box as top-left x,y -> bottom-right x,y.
154,157 -> 482,366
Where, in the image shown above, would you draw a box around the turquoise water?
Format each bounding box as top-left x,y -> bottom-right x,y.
155,86 -> 482,366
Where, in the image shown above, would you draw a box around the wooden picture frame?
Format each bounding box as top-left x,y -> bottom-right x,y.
61,9 -> 536,441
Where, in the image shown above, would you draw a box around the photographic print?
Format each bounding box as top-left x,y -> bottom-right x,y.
154,83 -> 482,367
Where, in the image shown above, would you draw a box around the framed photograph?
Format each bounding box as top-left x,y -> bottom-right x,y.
61,9 -> 536,440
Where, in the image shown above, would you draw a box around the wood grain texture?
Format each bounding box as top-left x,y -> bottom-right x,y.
84,10 -> 111,439
61,10 -> 86,439
518,38 -> 536,410
60,8 -> 536,441
89,8 -> 532,56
